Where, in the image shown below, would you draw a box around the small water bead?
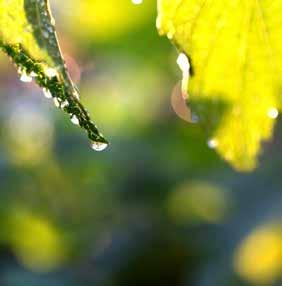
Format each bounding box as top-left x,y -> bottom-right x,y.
167,32 -> 173,39
60,100 -> 69,109
19,68 -> 32,83
132,0 -> 143,4
44,67 -> 58,78
70,115 -> 80,125
207,138 -> 218,149
30,71 -> 37,77
50,17 -> 56,26
43,88 -> 52,99
156,16 -> 162,30
91,141 -> 108,152
177,53 -> 190,74
166,22 -> 176,40
177,53 -> 190,94
191,112 -> 199,123
73,89 -> 80,100
37,0 -> 45,7
53,97 -> 60,108
42,30 -> 49,38
47,26 -> 53,33
20,72 -> 32,83
267,107 -> 279,119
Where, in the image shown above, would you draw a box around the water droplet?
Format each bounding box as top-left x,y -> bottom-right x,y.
177,53 -> 190,95
166,22 -> 176,39
30,71 -> 37,77
267,107 -> 279,119
177,53 -> 190,74
42,30 -> 49,38
191,112 -> 199,123
60,100 -> 69,109
70,115 -> 80,125
73,89 -> 80,100
44,67 -> 58,78
53,97 -> 60,108
132,0 -> 143,4
91,141 -> 108,152
47,26 -> 53,33
43,88 -> 52,98
50,17 -> 56,26
207,138 -> 218,149
156,16 -> 162,29
19,70 -> 32,83
167,31 -> 174,39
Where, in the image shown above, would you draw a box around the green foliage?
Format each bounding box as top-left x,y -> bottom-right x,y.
157,0 -> 282,171
0,0 -> 108,147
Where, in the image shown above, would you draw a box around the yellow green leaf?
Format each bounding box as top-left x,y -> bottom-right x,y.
0,0 -> 108,148
157,0 -> 282,171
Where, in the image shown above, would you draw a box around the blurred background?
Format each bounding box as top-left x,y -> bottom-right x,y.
0,1 -> 282,285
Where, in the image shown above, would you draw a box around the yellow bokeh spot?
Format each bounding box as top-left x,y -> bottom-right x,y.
9,210 -> 67,272
167,181 -> 229,224
234,223 -> 282,284
4,106 -> 53,167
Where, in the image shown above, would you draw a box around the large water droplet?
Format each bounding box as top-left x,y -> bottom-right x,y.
91,141 -> 108,152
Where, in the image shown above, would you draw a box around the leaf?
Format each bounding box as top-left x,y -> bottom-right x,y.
0,0 -> 108,150
157,0 -> 282,171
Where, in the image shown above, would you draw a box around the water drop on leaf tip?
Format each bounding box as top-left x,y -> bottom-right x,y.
91,141 -> 108,152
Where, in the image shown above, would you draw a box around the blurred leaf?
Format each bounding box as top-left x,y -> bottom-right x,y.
167,181 -> 230,224
64,0 -> 154,42
0,0 -> 107,147
157,0 -> 282,171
